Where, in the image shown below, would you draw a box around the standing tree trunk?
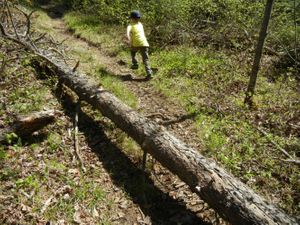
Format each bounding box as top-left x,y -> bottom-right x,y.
245,0 -> 275,106
294,0 -> 298,62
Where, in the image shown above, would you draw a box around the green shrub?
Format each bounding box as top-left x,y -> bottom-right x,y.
27,0 -> 300,56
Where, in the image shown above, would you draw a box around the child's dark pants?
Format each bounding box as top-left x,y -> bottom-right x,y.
131,47 -> 152,76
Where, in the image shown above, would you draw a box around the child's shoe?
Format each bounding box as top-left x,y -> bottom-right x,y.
130,64 -> 139,70
146,73 -> 152,80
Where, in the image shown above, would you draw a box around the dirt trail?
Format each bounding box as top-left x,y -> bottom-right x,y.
32,8 -> 224,224
54,18 -> 202,149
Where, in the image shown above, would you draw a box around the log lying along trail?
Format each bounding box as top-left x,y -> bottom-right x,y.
1,28 -> 298,225
31,48 -> 299,225
0,110 -> 59,143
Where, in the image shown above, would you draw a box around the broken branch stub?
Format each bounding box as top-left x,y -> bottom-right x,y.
0,110 -> 60,143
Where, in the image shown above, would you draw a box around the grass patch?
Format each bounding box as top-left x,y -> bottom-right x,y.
16,175 -> 40,190
96,66 -> 138,109
44,177 -> 107,224
8,85 -> 49,114
0,147 -> 6,161
64,12 -> 125,55
47,132 -> 63,153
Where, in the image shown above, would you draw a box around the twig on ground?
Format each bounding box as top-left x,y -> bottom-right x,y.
20,190 -> 33,200
72,60 -> 80,72
281,158 -> 300,166
58,38 -> 68,45
48,47 -> 69,64
256,126 -> 297,160
41,185 -> 72,213
145,112 -> 165,119
34,32 -> 47,42
160,113 -> 197,125
41,195 -> 54,213
0,57 -> 6,74
48,34 -> 68,46
137,207 -> 146,221
0,21 -> 6,36
28,35 -> 40,53
74,101 -> 86,172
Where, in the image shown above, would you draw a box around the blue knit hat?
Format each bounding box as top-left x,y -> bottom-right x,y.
129,10 -> 141,19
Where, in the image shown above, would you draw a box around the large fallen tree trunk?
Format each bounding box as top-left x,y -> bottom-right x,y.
0,110 -> 59,143
1,25 -> 298,225
32,52 -> 298,225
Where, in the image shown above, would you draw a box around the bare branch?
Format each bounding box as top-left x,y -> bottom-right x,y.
1,31 -> 26,47
73,102 -> 86,172
72,61 -> 80,72
48,47 -> 69,64
41,186 -> 72,213
14,6 -> 36,38
58,38 -> 68,45
4,0 -> 20,40
0,22 -> 6,36
34,32 -> 47,42
256,126 -> 295,159
0,4 -> 9,24
48,34 -> 68,46
28,35 -> 40,53
281,158 -> 300,166
0,57 -> 7,75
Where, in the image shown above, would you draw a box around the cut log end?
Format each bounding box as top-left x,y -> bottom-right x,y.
0,110 -> 61,143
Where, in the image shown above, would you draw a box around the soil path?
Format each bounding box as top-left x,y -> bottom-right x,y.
34,6 -> 224,224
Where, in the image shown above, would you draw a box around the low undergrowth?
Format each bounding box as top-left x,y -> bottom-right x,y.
0,39 -> 116,224
64,12 -> 126,56
151,47 -> 300,215
61,11 -> 300,216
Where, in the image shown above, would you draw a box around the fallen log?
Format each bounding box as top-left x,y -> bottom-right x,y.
35,58 -> 298,225
1,23 -> 298,225
0,110 -> 60,143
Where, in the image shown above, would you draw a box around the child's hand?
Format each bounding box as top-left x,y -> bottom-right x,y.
122,35 -> 130,46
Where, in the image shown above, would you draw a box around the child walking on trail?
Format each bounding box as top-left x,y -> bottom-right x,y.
127,10 -> 153,79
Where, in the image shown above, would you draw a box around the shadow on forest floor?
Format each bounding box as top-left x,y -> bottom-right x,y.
35,0 -> 70,19
52,86 -> 210,225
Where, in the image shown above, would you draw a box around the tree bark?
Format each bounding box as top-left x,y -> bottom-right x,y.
1,32 -> 298,225
0,110 -> 59,143
245,0 -> 275,106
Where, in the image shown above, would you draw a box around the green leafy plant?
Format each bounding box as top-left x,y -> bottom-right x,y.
47,132 -> 62,152
0,147 -> 6,160
5,132 -> 19,145
16,175 -> 39,190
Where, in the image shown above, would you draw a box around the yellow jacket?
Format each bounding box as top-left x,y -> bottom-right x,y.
127,22 -> 149,47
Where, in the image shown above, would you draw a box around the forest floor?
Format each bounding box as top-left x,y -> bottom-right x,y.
0,4 -> 226,225
0,2 -> 299,225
